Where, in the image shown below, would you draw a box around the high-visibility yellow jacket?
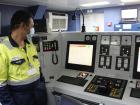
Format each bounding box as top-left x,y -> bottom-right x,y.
0,35 -> 40,87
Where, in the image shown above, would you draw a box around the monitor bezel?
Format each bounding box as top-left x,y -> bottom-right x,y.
65,41 -> 96,72
133,42 -> 140,79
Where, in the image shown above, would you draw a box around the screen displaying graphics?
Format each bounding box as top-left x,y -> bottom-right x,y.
65,41 -> 96,72
137,47 -> 140,72
121,9 -> 137,19
68,44 -> 93,66
133,40 -> 140,79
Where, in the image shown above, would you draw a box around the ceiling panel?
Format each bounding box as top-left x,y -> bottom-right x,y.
0,0 -> 140,11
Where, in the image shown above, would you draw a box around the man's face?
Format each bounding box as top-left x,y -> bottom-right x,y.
26,18 -> 34,35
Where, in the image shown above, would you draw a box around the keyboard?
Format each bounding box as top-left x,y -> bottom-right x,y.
57,75 -> 87,87
130,88 -> 140,98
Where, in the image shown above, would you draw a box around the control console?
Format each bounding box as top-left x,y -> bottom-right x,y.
85,75 -> 127,99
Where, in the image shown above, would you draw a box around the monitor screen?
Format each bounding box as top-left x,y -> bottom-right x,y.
137,47 -> 140,72
65,41 -> 96,72
121,9 -> 137,19
68,44 -> 93,66
133,41 -> 140,79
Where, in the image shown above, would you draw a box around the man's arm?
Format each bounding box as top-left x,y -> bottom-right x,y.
0,49 -> 15,105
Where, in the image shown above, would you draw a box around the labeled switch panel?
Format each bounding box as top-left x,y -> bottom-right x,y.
124,58 -> 129,70
100,45 -> 110,55
43,41 -> 50,51
99,55 -> 105,67
111,36 -> 121,45
120,46 -> 131,56
43,40 -> 58,52
101,36 -> 110,45
99,55 -> 112,69
121,36 -> 132,45
116,57 -> 130,71
99,36 -> 112,69
106,56 -> 112,68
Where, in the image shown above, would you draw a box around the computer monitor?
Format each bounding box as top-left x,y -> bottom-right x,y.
65,41 -> 96,72
121,9 -> 138,23
121,9 -> 138,19
133,41 -> 140,79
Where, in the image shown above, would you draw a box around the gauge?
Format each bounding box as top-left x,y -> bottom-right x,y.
111,36 -> 120,45
101,35 -> 110,45
85,35 -> 91,41
122,36 -> 131,45
92,35 -> 97,41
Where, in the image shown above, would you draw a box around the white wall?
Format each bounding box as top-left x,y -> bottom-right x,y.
80,13 -> 104,32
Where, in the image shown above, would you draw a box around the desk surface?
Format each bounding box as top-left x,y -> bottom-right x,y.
46,70 -> 140,105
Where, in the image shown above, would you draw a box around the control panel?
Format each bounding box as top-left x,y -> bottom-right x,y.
99,36 -> 112,69
39,32 -> 140,105
43,40 -> 58,52
85,75 -> 127,99
98,35 -> 131,71
116,36 -> 131,71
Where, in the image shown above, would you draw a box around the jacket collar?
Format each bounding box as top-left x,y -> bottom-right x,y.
8,35 -> 30,47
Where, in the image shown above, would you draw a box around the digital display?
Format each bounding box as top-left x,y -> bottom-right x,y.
137,47 -> 140,72
68,44 -> 93,66
121,9 -> 137,19
133,39 -> 140,79
65,41 -> 96,72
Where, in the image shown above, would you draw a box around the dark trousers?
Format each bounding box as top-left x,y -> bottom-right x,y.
10,79 -> 47,105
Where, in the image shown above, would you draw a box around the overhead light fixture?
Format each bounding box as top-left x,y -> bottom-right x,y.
80,1 -> 110,7
121,0 -> 140,3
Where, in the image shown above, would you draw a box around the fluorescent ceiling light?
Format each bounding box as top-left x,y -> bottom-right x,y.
80,1 -> 110,7
121,0 -> 140,3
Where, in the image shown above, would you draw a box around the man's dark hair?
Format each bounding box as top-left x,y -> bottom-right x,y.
11,10 -> 32,31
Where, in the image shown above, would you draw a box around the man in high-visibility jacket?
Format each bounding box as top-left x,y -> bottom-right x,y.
0,10 -> 47,105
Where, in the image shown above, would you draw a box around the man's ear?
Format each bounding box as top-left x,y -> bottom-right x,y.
19,22 -> 26,29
